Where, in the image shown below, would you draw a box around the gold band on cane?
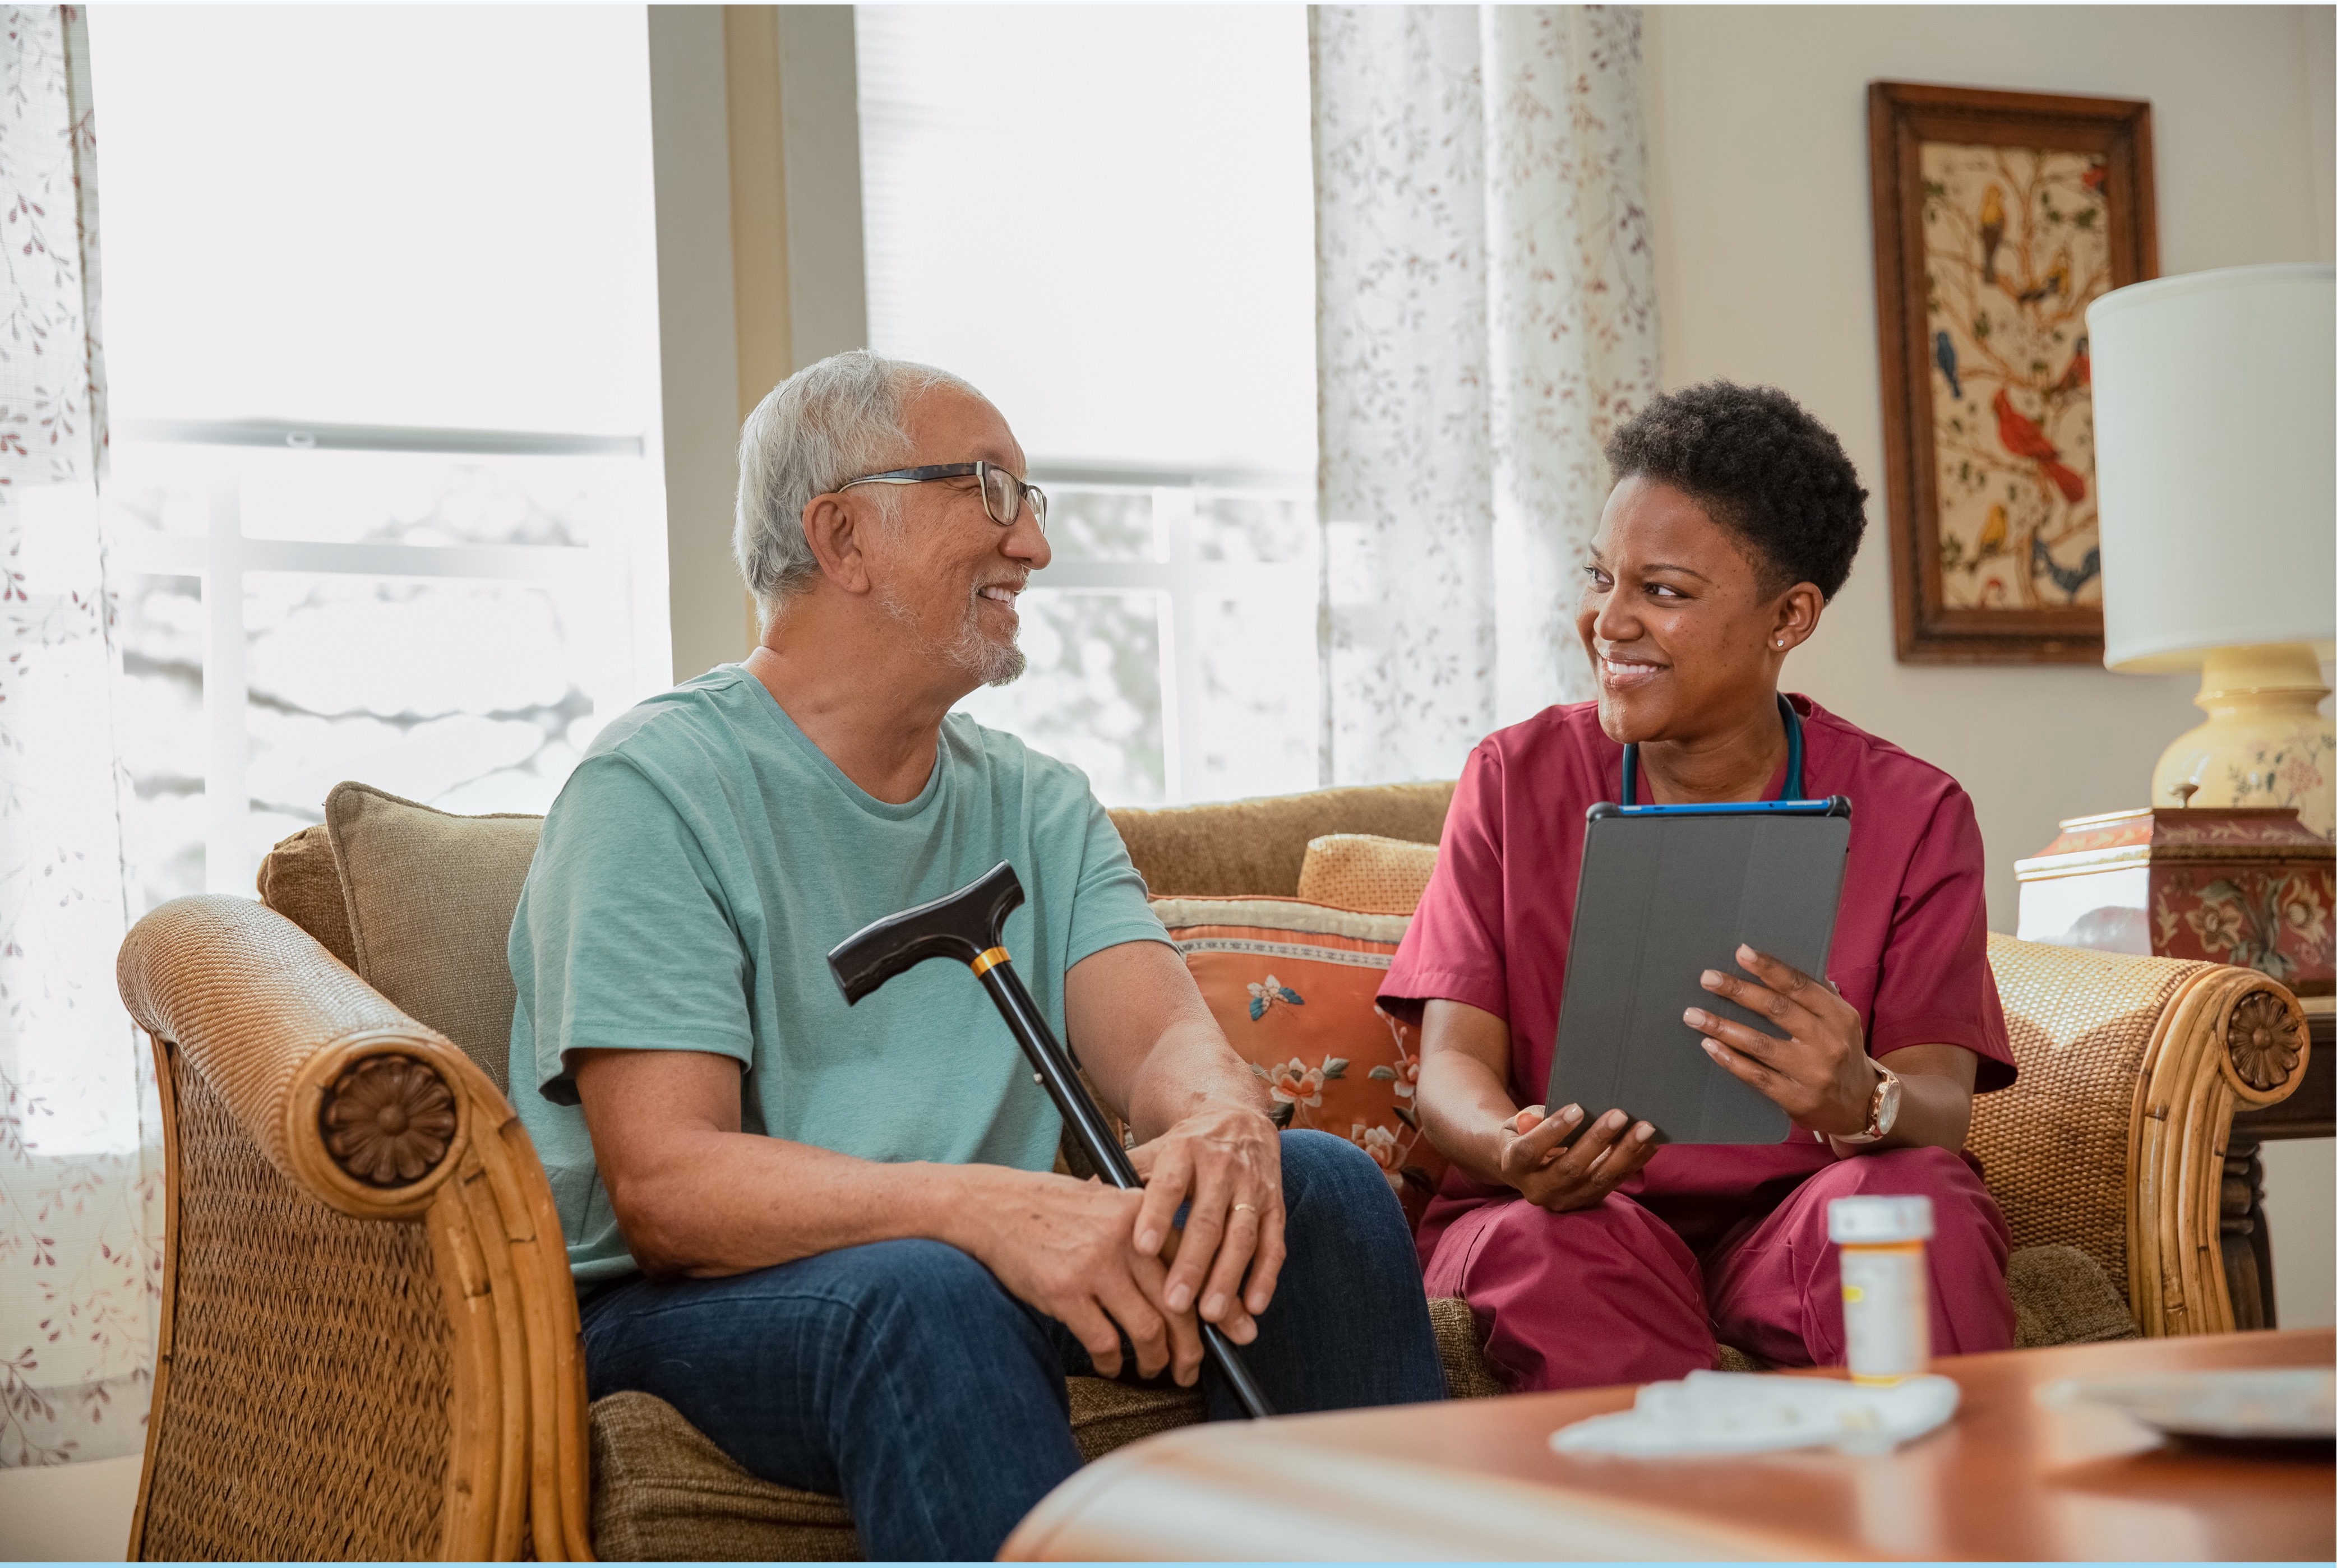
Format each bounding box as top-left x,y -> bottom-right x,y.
969,946 -> 1010,977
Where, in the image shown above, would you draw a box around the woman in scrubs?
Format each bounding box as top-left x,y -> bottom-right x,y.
1382,382 -> 2017,1390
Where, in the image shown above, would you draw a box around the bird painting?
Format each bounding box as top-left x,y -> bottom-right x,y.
2053,335 -> 2091,395
1914,140 -> 2120,625
1976,503 -> 2008,561
1993,388 -> 2087,505
2031,532 -> 2102,602
2019,250 -> 2071,307
1979,184 -> 2006,285
1933,331 -> 1962,401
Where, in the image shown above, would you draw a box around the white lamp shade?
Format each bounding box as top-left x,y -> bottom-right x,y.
2087,263 -> 2336,673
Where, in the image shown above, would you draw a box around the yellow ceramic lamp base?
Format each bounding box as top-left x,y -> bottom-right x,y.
2150,642 -> 2334,838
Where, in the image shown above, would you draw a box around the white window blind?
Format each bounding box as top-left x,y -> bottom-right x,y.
856,6 -> 1321,804
88,6 -> 668,908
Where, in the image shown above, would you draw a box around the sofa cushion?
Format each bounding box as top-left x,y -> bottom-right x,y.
2007,1242 -> 2139,1348
322,781 -> 544,1091
1297,832 -> 1440,915
1110,781 -> 1453,899
255,822 -> 361,972
1151,895 -> 1447,1228
589,1379 -> 1206,1561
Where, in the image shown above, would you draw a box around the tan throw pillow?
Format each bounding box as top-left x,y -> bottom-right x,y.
1296,833 -> 1439,916
324,781 -> 544,1092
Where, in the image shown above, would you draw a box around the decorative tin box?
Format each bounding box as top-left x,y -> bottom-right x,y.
2015,807 -> 2335,996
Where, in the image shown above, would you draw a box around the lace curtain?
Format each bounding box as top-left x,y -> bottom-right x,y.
0,5 -> 153,1469
1312,4 -> 1661,785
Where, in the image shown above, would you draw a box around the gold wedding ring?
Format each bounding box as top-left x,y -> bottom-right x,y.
1231,1202 -> 1257,1214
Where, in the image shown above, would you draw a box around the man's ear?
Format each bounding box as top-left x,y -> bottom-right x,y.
800,492 -> 876,596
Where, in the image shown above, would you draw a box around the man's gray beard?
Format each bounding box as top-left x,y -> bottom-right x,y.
880,586 -> 1026,688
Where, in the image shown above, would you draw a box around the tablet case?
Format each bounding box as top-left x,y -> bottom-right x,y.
1545,797 -> 1851,1146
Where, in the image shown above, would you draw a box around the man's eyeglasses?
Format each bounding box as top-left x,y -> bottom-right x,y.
837,461 -> 1048,535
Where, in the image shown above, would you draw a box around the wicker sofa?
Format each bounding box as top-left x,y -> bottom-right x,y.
113,779 -> 2311,1560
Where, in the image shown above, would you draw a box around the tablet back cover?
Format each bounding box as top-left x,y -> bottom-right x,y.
1546,811 -> 1850,1145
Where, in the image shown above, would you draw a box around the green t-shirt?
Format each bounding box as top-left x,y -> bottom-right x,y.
508,665 -> 1170,1284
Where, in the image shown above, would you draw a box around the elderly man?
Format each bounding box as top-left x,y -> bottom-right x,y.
508,350 -> 1444,1560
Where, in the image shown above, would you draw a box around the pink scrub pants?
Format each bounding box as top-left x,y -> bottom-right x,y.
1417,1141 -> 2015,1391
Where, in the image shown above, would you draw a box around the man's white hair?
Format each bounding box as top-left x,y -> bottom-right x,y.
733,349 -> 986,625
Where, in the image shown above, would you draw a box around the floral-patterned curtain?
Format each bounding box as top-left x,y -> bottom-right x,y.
1311,5 -> 1661,785
0,5 -> 153,1469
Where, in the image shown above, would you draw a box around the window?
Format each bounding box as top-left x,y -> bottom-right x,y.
88,7 -> 667,908
855,5 -> 1320,804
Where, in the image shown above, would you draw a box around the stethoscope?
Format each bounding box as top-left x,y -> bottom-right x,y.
1620,692 -> 1805,807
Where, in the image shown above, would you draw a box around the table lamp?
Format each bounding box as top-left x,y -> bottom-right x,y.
2087,263 -> 2335,838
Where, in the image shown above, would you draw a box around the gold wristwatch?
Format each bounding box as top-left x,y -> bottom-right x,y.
1831,1060 -> 1902,1146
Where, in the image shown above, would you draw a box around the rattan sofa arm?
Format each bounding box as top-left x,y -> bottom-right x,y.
2127,961 -> 2310,1336
118,894 -> 473,1221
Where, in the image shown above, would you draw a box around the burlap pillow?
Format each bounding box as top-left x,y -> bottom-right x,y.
323,781 -> 544,1092
1151,895 -> 1445,1229
1296,832 -> 1440,915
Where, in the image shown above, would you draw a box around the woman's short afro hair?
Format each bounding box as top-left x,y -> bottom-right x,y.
1602,381 -> 1869,600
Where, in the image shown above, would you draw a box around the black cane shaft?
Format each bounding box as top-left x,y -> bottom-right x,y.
975,958 -> 1274,1420
977,964 -> 1137,1187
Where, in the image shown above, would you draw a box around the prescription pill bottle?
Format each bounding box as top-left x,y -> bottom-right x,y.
1828,1195 -> 1934,1385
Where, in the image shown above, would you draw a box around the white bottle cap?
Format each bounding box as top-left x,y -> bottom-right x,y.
1828,1194 -> 1934,1244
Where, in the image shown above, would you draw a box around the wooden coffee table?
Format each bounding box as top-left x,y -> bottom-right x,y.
1003,1329 -> 2334,1561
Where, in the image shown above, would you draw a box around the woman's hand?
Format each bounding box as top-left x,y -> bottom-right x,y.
1498,1103 -> 1659,1213
1685,943 -> 1878,1137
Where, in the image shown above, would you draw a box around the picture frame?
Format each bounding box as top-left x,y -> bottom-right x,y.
1868,81 -> 2158,664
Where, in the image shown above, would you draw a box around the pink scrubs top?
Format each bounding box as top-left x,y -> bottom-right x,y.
1381,694 -> 2015,1251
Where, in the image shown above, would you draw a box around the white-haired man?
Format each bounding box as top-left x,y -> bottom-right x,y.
508,350 -> 1444,1560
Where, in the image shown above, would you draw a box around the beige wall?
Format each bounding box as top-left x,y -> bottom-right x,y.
1642,4 -> 2335,1329
1643,3 -> 2335,933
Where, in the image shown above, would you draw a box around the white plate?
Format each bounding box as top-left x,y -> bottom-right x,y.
2038,1367 -> 2336,1441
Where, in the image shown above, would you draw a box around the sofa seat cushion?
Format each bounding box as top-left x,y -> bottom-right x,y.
590,1379 -> 1207,1561
2007,1242 -> 2140,1348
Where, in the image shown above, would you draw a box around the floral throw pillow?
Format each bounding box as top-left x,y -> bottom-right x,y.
1149,896 -> 1447,1230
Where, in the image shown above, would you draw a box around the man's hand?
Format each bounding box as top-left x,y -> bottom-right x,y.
1497,1102 -> 1657,1213
1062,940 -> 1288,1343
956,1167 -> 1206,1384
1684,945 -> 1877,1137
1126,1102 -> 1285,1343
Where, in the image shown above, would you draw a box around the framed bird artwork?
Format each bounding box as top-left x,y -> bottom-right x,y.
1868,81 -> 2157,663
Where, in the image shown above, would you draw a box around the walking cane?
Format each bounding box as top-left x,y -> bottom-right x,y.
826,861 -> 1276,1420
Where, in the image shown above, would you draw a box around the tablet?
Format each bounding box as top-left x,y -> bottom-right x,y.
1544,795 -> 1852,1146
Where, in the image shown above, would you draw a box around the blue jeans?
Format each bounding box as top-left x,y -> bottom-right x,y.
580,1130 -> 1445,1560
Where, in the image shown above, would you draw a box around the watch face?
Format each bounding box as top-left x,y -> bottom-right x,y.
1874,1071 -> 1904,1136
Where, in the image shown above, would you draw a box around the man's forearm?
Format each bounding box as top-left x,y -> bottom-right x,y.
1123,1016 -> 1272,1143
602,1128 -> 1014,1279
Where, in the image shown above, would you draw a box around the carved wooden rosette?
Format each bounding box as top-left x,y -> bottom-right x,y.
2126,966 -> 2311,1336
322,1054 -> 460,1185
